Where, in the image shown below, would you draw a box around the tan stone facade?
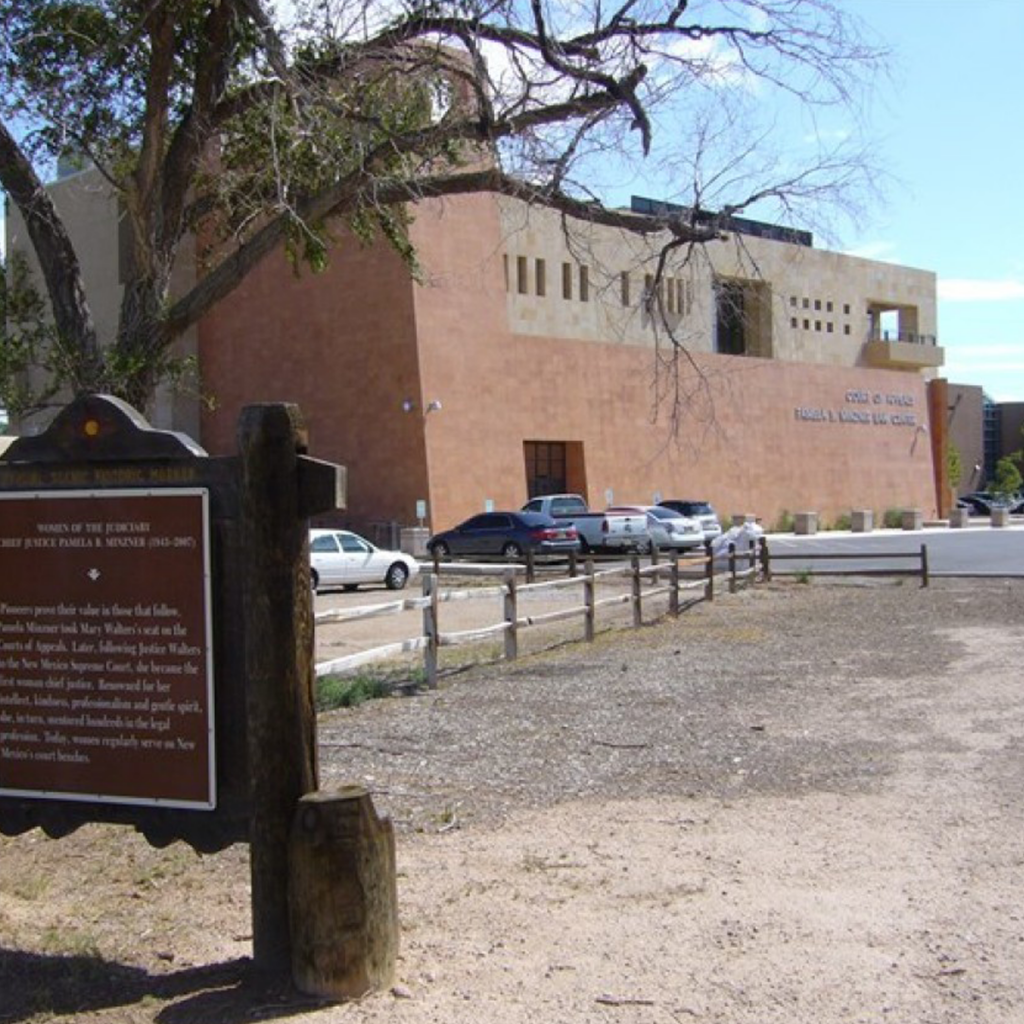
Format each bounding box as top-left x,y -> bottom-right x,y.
197,192 -> 942,530
7,178 -> 946,530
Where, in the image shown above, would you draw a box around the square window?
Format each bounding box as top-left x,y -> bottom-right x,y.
802,297 -> 809,309
803,318 -> 810,330
826,322 -> 833,333
790,317 -> 798,329
815,320 -> 821,331
826,300 -> 833,312
814,299 -> 821,311
844,324 -> 851,335
843,303 -> 851,315
790,296 -> 797,307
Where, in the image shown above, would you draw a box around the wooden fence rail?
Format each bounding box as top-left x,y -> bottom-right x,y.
762,541 -> 930,587
315,546 -> 732,686
313,537 -> 937,686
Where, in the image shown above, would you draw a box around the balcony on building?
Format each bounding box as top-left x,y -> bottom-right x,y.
861,301 -> 944,370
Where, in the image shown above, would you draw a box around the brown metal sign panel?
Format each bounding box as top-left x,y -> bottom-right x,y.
0,489 -> 215,809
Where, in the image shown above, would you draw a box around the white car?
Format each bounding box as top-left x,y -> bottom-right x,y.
607,505 -> 704,551
309,529 -> 420,592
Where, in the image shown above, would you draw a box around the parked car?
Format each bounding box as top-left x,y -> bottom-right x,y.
957,491 -> 1018,516
658,499 -> 723,541
520,494 -> 648,552
309,529 -> 420,592
607,505 -> 704,551
427,511 -> 580,559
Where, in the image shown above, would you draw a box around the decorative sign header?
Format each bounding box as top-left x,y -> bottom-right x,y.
794,389 -> 918,427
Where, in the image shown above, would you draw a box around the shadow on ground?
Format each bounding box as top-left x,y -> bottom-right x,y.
0,950 -> 331,1023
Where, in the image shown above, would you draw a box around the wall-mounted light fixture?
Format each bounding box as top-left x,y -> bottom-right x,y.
401,398 -> 415,413
425,399 -> 443,414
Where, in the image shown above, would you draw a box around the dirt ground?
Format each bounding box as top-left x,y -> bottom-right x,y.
2,576 -> 1024,1023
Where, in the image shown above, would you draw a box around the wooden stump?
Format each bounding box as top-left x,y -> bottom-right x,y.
289,786 -> 399,999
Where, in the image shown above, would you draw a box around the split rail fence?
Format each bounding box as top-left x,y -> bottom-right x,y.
314,541 -> 764,686
313,538 -> 934,686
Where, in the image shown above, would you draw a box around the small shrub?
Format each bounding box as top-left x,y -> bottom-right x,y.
316,672 -> 389,711
774,508 -> 795,533
882,507 -> 903,529
830,512 -> 852,532
794,568 -> 813,584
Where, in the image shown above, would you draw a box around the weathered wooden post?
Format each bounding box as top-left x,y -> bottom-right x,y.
631,553 -> 642,627
704,539 -> 715,602
239,404 -> 321,974
422,573 -> 439,688
669,556 -> 680,617
288,787 -> 398,999
760,537 -> 771,581
503,568 -> 519,662
584,558 -> 596,642
728,542 -> 738,594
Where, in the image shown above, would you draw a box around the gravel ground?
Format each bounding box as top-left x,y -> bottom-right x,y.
2,576 -> 1024,1023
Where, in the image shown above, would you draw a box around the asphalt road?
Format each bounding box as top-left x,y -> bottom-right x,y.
764,520 -> 1024,576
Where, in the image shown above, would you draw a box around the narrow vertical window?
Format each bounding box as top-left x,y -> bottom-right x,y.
535,258 -> 546,297
579,265 -> 589,302
620,271 -> 631,307
517,256 -> 528,295
502,254 -> 509,292
666,277 -> 676,314
562,262 -> 573,300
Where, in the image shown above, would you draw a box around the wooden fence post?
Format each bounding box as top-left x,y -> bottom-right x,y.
705,539 -> 715,602
584,559 -> 596,642
525,546 -> 535,583
920,543 -> 930,588
288,787 -> 398,999
504,568 -> 519,661
728,542 -> 737,594
760,537 -> 771,581
422,573 -> 438,688
631,554 -> 642,627
568,549 -> 578,578
238,404 -> 320,976
669,555 -> 680,617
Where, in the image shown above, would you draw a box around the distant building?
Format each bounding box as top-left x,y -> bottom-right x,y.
7,176 -> 948,530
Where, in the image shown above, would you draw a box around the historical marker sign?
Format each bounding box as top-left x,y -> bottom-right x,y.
0,488 -> 215,809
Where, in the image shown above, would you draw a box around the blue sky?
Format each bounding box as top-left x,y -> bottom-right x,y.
837,0 -> 1024,401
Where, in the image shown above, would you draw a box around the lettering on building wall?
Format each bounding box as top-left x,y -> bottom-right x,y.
0,489 -> 215,809
794,390 -> 918,427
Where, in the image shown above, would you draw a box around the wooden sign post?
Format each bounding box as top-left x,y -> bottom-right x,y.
0,395 -> 396,992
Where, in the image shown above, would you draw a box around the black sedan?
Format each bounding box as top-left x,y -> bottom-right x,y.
427,511 -> 580,559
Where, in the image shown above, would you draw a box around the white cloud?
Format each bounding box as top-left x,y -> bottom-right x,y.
939,278 -> 1024,302
842,240 -> 897,261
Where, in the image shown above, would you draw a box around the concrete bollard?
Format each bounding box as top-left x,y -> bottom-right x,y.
794,511 -> 818,535
851,509 -> 873,533
948,508 -> 970,529
991,507 -> 1010,528
901,509 -> 923,531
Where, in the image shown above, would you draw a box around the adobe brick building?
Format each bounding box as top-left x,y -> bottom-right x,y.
7,176 -> 949,532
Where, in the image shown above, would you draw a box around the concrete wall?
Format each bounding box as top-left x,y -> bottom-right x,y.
4,168 -> 198,437
197,218 -> 431,531
496,199 -> 939,371
945,383 -> 987,495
